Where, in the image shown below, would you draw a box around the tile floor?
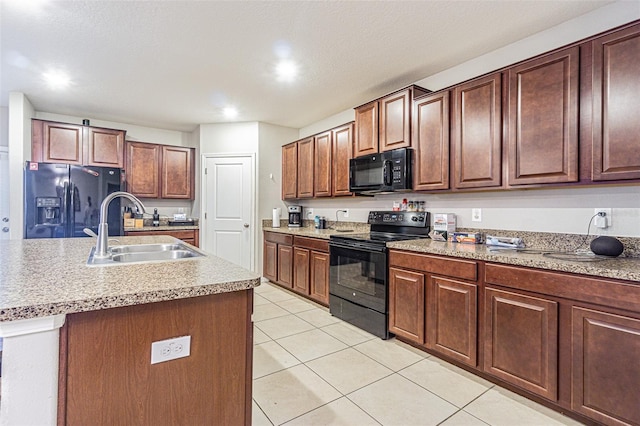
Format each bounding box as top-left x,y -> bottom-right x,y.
251,281 -> 585,426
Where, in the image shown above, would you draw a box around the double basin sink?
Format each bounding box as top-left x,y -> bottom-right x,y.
87,242 -> 205,266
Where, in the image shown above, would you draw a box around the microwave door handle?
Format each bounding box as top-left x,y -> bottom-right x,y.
383,160 -> 393,186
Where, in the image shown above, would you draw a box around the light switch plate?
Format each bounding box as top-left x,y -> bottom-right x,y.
151,335 -> 191,364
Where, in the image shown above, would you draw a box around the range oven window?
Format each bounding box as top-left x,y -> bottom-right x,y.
329,243 -> 387,313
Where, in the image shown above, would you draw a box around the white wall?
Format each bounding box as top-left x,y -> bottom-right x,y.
295,3 -> 640,238
298,109 -> 355,140
0,107 -> 8,147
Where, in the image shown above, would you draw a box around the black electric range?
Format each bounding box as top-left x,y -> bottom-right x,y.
329,211 -> 430,339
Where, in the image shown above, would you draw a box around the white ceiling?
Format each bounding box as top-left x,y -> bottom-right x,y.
1,0 -> 615,132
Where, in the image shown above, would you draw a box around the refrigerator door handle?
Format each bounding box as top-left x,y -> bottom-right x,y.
68,181 -> 75,237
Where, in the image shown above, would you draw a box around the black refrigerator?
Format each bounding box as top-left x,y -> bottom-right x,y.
24,162 -> 124,239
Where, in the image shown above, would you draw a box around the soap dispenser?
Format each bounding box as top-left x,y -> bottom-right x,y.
153,208 -> 160,227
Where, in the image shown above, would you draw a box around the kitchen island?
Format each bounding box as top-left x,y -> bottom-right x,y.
0,235 -> 260,425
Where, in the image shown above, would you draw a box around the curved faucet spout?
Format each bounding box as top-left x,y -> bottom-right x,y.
94,191 -> 147,258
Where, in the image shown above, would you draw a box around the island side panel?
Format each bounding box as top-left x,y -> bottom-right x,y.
59,290 -> 253,425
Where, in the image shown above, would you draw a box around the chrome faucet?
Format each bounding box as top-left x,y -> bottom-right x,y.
94,191 -> 146,258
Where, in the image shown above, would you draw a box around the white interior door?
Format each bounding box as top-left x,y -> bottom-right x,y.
0,147 -> 9,240
202,154 -> 254,270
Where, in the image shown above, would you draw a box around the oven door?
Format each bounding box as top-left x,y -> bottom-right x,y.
329,241 -> 387,313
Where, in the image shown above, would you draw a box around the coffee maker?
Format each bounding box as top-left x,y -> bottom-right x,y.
288,205 -> 302,228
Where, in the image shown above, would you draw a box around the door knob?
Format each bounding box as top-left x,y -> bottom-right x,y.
243,223 -> 249,228
1,217 -> 8,222
2,227 -> 8,233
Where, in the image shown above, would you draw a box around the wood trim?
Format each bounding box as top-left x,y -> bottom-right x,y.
264,231 -> 293,245
388,250 -> 477,281
293,236 -> 329,252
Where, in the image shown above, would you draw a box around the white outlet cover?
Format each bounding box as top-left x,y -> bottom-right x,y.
472,208 -> 482,222
343,209 -> 349,218
151,335 -> 191,364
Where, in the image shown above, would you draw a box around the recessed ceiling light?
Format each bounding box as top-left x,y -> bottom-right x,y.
223,106 -> 238,119
42,70 -> 70,89
275,60 -> 298,82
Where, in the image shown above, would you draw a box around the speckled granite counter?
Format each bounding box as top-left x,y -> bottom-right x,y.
387,239 -> 640,283
262,221 -> 370,240
0,235 -> 260,322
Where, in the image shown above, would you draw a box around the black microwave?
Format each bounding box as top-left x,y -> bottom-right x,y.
349,148 -> 413,194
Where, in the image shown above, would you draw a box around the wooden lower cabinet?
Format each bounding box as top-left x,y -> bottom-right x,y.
293,247 -> 310,295
309,251 -> 330,305
277,245 -> 293,288
388,267 -> 425,343
427,276 -> 477,367
571,306 -> 640,425
60,291 -> 253,425
262,231 -> 293,288
125,229 -> 199,247
484,287 -> 558,401
263,240 -> 277,282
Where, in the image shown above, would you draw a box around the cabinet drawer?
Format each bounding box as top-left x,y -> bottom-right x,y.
389,250 -> 477,281
293,236 -> 329,252
264,231 -> 293,245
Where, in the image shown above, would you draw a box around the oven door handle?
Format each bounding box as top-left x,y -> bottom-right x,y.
329,241 -> 387,253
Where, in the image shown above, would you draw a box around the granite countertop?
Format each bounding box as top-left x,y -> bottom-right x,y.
262,222 -> 370,240
0,236 -> 260,322
387,239 -> 640,283
124,225 -> 199,231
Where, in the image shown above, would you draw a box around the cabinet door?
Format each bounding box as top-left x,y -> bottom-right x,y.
40,121 -> 84,165
572,307 -> 640,426
380,88 -> 411,152
332,123 -> 353,196
388,267 -> 425,344
591,24 -> 640,181
354,101 -> 378,156
282,143 -> 298,199
484,287 -> 558,400
126,142 -> 160,198
85,127 -> 125,168
508,47 -> 579,185
427,276 -> 477,367
413,91 -> 450,190
162,146 -> 193,199
277,244 -> 293,288
263,240 -> 278,283
296,138 -> 314,198
292,247 -> 310,295
452,73 -> 502,189
314,131 -> 332,197
309,251 -> 329,305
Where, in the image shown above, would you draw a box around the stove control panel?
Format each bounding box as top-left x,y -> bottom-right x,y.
368,211 -> 429,227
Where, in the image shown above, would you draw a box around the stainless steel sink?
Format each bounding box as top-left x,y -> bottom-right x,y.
87,242 -> 205,266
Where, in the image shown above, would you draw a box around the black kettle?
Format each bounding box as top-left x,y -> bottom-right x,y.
590,236 -> 624,257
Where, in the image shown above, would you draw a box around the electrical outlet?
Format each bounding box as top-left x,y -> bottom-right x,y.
472,208 -> 482,222
306,208 -> 313,217
151,335 -> 191,364
342,209 -> 349,218
594,208 -> 612,228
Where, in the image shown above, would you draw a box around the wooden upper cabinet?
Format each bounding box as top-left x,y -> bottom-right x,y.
125,141 -> 194,199
297,137 -> 314,198
314,131 -> 332,197
507,47 -> 579,186
332,123 -> 354,197
126,142 -> 160,198
32,119 -> 125,168
161,145 -> 194,199
452,73 -> 503,189
282,142 -> 298,199
590,23 -> 640,181
413,91 -> 450,191
85,127 -> 125,168
354,101 -> 379,156
379,88 -> 412,152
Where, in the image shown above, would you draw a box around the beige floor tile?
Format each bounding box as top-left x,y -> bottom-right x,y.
276,329 -> 347,363
255,314 -> 316,340
440,410 -> 489,425
253,364 -> 342,425
254,281 -> 279,293
254,294 -> 271,306
253,326 -> 271,344
260,288 -> 297,303
464,387 -> 585,426
253,341 -> 300,379
306,348 -> 393,394
349,374 -> 457,425
276,297 -> 317,314
320,322 -> 376,346
354,338 -> 425,371
399,357 -> 493,407
295,308 -> 341,328
254,302 -> 290,322
283,397 -> 379,426
252,400 -> 274,426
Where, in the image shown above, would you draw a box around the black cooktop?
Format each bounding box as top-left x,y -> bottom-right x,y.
330,211 -> 431,246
